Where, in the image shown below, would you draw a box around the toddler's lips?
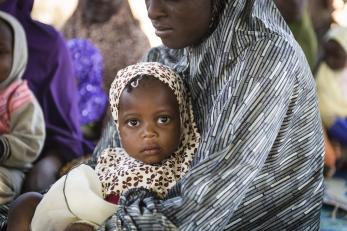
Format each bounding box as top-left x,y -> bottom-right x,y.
141,145 -> 161,155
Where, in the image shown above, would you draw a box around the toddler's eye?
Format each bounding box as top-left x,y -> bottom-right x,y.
158,116 -> 171,124
127,119 -> 140,127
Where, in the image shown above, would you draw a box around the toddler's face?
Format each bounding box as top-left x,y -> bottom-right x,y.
324,40 -> 347,70
0,20 -> 13,83
118,78 -> 181,165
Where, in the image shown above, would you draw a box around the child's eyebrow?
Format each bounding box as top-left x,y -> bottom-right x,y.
119,111 -> 140,117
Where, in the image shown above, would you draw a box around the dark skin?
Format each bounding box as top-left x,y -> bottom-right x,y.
274,0 -> 307,23
324,39 -> 347,70
0,19 -> 13,84
6,192 -> 42,231
82,0 -> 123,24
145,0 -> 212,49
6,192 -> 94,231
118,78 -> 181,165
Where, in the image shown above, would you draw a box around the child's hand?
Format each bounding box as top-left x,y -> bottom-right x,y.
64,223 -> 95,231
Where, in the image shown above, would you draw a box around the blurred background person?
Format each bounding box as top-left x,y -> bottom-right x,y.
316,26 -> 347,174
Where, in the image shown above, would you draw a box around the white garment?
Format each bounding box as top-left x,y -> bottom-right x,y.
31,164 -> 116,231
316,62 -> 347,127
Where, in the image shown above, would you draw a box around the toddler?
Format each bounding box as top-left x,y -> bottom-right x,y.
11,62 -> 199,231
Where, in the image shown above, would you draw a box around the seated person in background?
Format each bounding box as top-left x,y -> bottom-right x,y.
316,26 -> 347,174
0,12 -> 45,204
274,0 -> 318,70
0,0 -> 94,192
7,62 -> 200,231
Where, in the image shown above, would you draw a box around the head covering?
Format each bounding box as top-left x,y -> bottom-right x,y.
96,62 -> 200,199
67,39 -> 108,126
0,11 -> 27,90
0,0 -> 93,159
108,0 -> 323,230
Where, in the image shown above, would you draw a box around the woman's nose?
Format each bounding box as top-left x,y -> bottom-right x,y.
146,0 -> 166,20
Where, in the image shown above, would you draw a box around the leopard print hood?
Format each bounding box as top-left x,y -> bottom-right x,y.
96,62 -> 200,199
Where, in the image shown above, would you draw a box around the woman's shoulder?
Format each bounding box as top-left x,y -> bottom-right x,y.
240,33 -> 309,74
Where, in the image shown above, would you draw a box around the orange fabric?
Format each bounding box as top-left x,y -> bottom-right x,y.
323,129 -> 337,168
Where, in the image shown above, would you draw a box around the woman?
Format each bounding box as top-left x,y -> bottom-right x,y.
63,0 -> 150,94
91,0 -> 324,230
0,0 -> 93,192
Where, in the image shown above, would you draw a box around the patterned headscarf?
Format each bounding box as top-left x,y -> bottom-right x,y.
96,62 -> 200,199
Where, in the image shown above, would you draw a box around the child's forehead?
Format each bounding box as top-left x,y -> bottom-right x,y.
122,76 -> 174,95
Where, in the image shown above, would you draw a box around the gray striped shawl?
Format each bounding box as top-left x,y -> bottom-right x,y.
93,0 -> 324,230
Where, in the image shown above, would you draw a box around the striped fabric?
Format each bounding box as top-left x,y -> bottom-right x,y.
92,0 -> 324,230
0,204 -> 9,230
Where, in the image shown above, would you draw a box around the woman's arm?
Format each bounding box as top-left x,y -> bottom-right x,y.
102,39 -> 323,230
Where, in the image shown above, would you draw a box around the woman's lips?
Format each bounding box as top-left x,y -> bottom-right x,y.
154,27 -> 173,37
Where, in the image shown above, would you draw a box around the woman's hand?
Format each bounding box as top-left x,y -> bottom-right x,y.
64,223 -> 95,231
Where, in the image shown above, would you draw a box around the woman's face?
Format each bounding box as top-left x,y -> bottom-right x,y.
83,0 -> 122,23
118,78 -> 181,165
324,40 -> 347,70
0,20 -> 13,83
145,0 -> 212,49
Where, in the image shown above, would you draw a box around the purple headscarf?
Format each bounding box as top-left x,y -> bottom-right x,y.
0,0 -> 94,160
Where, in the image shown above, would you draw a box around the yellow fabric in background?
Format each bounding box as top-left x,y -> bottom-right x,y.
31,0 -> 161,47
316,62 -> 347,127
31,0 -> 78,29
